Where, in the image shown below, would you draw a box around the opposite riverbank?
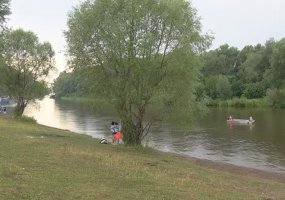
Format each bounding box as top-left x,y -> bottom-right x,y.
1,116 -> 285,199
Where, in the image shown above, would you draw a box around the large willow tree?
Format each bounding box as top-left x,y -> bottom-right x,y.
66,0 -> 211,145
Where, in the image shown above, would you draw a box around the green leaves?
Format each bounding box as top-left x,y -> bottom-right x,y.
0,0 -> 10,29
270,38 -> 285,88
201,38 -> 285,101
0,29 -> 55,116
65,0 -> 210,144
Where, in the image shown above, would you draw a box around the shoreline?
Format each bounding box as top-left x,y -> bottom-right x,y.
8,113 -> 284,184
40,123 -> 285,184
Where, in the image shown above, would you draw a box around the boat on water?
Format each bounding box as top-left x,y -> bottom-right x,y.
227,118 -> 255,125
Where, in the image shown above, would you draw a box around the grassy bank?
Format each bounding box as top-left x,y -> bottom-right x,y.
0,116 -> 284,200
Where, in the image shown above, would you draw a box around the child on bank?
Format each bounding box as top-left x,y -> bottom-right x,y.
110,121 -> 120,143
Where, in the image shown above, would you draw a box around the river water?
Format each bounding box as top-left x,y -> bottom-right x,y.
23,97 -> 285,173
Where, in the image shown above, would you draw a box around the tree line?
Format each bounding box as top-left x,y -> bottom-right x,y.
199,40 -> 285,107
54,38 -> 285,108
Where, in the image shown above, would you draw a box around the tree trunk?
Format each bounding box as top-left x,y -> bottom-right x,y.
120,105 -> 146,145
121,117 -> 140,145
14,97 -> 27,116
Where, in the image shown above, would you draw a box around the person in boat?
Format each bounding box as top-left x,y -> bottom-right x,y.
227,115 -> 233,121
249,116 -> 254,122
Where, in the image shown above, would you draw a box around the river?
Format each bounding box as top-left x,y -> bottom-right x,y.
23,97 -> 285,173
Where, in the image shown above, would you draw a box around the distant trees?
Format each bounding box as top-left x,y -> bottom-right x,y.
270,38 -> 285,88
53,71 -> 79,98
0,29 -> 55,116
204,75 -> 231,100
265,38 -> 285,108
199,37 -> 285,108
202,44 -> 239,77
65,0 -> 210,144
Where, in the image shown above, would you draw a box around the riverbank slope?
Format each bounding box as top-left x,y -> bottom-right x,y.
0,116 -> 284,199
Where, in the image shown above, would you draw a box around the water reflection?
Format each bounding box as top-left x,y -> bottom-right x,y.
24,97 -> 285,173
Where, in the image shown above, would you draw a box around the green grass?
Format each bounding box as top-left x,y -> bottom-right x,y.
0,116 -> 284,200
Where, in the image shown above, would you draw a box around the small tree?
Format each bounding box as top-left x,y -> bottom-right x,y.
0,29 -> 55,116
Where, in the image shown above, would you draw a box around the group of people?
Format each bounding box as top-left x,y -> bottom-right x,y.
227,115 -> 254,122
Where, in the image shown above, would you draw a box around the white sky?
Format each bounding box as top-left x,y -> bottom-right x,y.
8,0 -> 81,74
7,0 -> 285,74
191,0 -> 285,49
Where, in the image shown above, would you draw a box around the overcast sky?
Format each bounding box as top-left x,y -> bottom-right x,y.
191,0 -> 285,49
7,0 -> 285,73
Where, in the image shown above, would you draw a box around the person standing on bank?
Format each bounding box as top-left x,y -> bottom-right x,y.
110,121 -> 117,143
111,121 -> 120,143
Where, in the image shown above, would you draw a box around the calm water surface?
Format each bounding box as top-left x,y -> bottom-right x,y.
24,97 -> 285,173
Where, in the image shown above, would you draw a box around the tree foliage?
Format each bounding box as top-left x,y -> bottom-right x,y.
65,0 -> 210,144
53,71 -> 79,98
204,75 -> 231,100
216,75 -> 232,99
0,29 -> 55,116
270,38 -> 285,88
200,38 -> 283,101
0,0 -> 10,31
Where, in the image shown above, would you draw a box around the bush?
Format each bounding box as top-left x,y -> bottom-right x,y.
243,83 -> 265,99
